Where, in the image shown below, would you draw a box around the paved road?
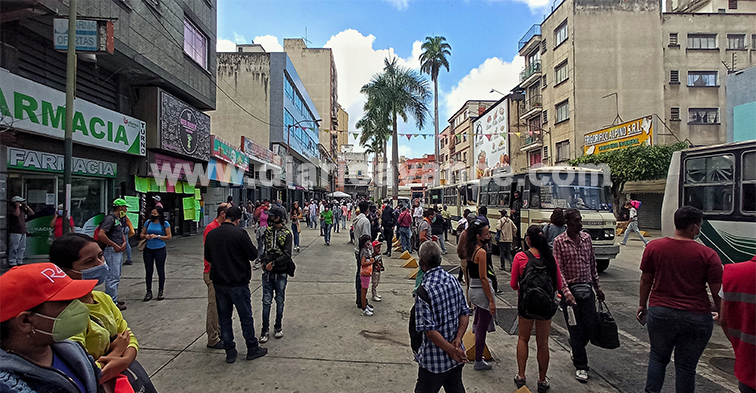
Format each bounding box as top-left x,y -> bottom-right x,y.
114,225 -> 737,392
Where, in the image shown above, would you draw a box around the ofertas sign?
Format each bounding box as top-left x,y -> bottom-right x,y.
7,147 -> 117,178
0,69 -> 146,155
53,19 -> 114,53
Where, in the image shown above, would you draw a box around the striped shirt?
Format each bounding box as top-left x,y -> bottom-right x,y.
415,266 -> 471,373
553,231 -> 601,297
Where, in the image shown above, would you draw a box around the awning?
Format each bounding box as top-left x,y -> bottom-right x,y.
328,191 -> 351,198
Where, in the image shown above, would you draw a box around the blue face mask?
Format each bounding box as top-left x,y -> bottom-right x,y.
75,263 -> 109,286
58,210 -> 64,216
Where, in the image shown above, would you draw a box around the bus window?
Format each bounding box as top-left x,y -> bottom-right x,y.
467,184 -> 479,203
532,174 -> 610,211
741,151 -> 755,214
684,155 -> 734,213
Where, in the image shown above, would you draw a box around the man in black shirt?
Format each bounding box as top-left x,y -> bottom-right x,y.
381,204 -> 395,257
205,207 -> 267,364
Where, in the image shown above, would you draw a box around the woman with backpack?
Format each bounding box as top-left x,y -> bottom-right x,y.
140,206 -> 172,301
510,225 -> 566,392
466,219 -> 497,371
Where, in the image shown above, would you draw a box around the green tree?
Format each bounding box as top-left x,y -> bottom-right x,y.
569,142 -> 689,216
419,36 -> 451,186
360,58 -> 431,200
356,103 -> 390,199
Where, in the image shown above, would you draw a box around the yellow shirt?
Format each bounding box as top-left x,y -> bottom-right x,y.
70,290 -> 139,360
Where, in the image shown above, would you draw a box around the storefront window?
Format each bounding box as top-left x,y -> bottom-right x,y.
60,177 -> 106,227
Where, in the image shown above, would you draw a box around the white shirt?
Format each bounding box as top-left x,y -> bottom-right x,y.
413,206 -> 424,218
629,207 -> 638,221
319,204 -> 325,214
457,218 -> 468,231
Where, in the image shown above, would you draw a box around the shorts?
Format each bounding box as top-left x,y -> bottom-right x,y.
360,276 -> 371,289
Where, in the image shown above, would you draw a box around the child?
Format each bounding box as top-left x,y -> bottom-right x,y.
371,241 -> 385,302
359,235 -> 374,316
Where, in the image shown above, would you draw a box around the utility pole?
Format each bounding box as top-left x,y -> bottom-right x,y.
63,0 -> 77,234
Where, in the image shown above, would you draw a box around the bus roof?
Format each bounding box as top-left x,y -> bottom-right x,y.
683,140 -> 756,155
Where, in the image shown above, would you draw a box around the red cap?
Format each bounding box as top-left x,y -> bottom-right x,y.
0,263 -> 97,322
372,241 -> 381,248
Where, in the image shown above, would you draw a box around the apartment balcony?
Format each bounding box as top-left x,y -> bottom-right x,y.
519,61 -> 542,88
519,94 -> 543,120
520,132 -> 544,152
518,24 -> 542,56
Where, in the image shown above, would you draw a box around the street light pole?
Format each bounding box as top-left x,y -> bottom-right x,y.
285,118 -> 321,210
63,0 -> 77,234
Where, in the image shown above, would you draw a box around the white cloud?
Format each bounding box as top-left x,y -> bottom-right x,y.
486,0 -> 551,10
253,35 -> 284,52
217,39 -> 236,52
443,55 -> 524,117
384,0 -> 410,10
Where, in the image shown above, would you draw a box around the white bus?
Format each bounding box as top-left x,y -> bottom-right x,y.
661,141 -> 756,264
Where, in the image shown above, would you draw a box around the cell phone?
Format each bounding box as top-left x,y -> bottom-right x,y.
637,310 -> 647,326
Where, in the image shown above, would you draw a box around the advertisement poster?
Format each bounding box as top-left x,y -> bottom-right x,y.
583,115 -> 653,155
159,90 -> 211,161
473,102 -> 510,179
24,213 -> 104,258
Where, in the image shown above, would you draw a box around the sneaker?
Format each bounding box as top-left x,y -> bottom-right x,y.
225,348 -> 238,363
366,304 -> 374,312
156,291 -> 164,301
514,374 -> 527,388
207,341 -> 225,349
124,260 -> 133,266
575,369 -> 589,382
361,308 -> 374,316
537,379 -> 550,393
372,294 -> 382,302
143,292 -> 153,302
117,300 -> 125,306
474,360 -> 492,370
274,329 -> 284,339
246,347 -> 268,360
259,331 -> 270,343
117,303 -> 127,311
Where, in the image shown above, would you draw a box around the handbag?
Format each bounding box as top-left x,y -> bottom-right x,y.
137,238 -> 147,251
569,283 -> 594,301
121,359 -> 158,393
590,301 -> 620,349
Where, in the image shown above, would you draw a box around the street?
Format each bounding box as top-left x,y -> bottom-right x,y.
117,226 -> 738,393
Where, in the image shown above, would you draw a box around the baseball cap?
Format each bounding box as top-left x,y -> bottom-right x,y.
372,241 -> 381,248
112,198 -> 129,207
0,263 -> 97,322
153,195 -> 162,202
11,196 -> 25,203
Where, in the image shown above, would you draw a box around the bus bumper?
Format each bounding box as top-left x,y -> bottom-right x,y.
594,244 -> 620,260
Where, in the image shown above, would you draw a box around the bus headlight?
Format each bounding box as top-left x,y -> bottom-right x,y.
604,229 -> 615,239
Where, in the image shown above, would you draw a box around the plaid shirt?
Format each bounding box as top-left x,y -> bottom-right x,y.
553,231 -> 600,297
415,266 -> 471,373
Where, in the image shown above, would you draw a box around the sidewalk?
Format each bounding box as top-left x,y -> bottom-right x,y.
119,225 -> 618,392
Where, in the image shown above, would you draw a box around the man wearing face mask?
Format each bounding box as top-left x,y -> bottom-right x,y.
259,206 -> 293,343
50,204 -> 75,239
0,263 -> 101,393
205,207 -> 266,364
98,199 -> 130,310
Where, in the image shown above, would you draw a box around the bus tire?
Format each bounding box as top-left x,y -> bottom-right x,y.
597,259 -> 610,273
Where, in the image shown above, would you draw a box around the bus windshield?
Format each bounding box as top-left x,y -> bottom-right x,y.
531,174 -> 610,211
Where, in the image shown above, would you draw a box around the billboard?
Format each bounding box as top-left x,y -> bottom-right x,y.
473,101 -> 510,179
583,115 -> 653,155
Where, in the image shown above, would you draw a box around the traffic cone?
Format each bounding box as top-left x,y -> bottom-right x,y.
399,251 -> 411,259
393,239 -> 400,247
393,236 -> 398,242
402,258 -> 418,268
462,330 -> 492,360
395,246 -> 402,253
407,267 -> 419,279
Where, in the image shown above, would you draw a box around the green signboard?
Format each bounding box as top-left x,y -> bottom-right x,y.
7,147 -> 117,178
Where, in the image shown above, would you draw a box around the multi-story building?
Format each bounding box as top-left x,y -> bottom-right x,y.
336,104 -> 350,152
513,0 -> 755,227
439,125 -> 452,184
338,145 -> 370,197
447,101 -> 496,183
1,0 -> 217,261
213,44 -> 325,206
398,154 -> 436,186
726,65 -> 756,142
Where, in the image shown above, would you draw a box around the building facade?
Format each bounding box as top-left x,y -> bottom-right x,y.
1,0 -> 217,262
439,125 -> 451,184
726,65 -> 756,143
445,100 -> 496,183
398,154 -> 436,186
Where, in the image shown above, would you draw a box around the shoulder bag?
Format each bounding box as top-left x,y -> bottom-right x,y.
590,300 -> 620,349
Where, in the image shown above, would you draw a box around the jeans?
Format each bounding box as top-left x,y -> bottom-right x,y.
324,224 -> 332,243
622,220 -> 649,245
436,232 -> 447,253
8,233 -> 26,266
498,242 -> 512,270
414,364 -> 465,393
261,273 -> 288,333
214,283 -> 259,352
143,247 -> 167,293
103,246 -> 123,303
561,285 -> 597,370
398,226 -> 412,253
645,306 -> 713,393
334,220 -> 340,233
124,236 -> 132,262
342,216 -> 347,229
292,223 -> 300,247
203,273 -> 221,346
310,215 -> 317,229
320,219 -> 325,235
355,252 -> 362,306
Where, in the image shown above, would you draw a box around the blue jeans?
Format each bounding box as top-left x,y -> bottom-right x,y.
292,223 -> 300,247
103,246 -> 123,303
215,284 -> 259,352
342,216 -> 347,229
311,215 -> 318,229
622,220 -> 649,245
436,232 -> 447,253
123,226 -> 132,262
324,224 -> 332,243
398,226 -> 412,252
334,220 -> 340,233
261,273 -> 288,333
645,306 -> 713,393
8,233 -> 26,266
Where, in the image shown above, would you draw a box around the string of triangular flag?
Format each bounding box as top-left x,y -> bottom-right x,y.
308,127 -> 528,141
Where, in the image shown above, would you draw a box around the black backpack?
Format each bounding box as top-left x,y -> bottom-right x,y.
409,285 -> 432,354
518,251 -> 558,320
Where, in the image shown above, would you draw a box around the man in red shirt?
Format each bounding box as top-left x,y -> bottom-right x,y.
719,255 -> 755,393
203,203 -> 228,349
638,206 -> 722,393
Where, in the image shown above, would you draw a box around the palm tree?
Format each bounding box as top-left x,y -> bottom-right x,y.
361,58 -> 431,202
356,107 -> 390,200
419,36 -> 451,187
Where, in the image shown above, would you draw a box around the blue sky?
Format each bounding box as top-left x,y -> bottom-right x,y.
217,0 -> 549,158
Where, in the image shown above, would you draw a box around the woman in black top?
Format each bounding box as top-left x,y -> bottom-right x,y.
466,219 -> 496,371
